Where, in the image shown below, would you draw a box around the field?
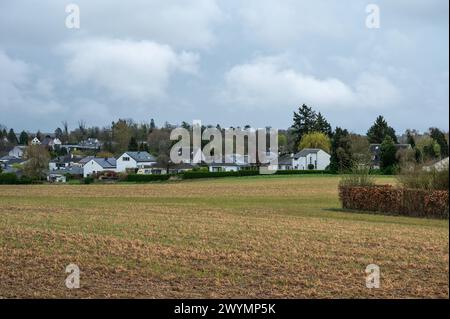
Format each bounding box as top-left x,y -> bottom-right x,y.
0,175 -> 448,298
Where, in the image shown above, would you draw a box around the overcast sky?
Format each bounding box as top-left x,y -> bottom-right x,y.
0,0 -> 448,134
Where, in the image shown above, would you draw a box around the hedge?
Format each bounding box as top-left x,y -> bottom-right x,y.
125,174 -> 171,182
0,173 -> 34,184
339,185 -> 449,219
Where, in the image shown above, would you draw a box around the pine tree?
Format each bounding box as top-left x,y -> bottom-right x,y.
19,131 -> 29,145
314,112 -> 332,137
128,136 -> 138,151
291,104 -> 317,146
367,116 -> 398,144
7,129 -> 18,144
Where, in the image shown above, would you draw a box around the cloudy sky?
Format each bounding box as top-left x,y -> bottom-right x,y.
0,0 -> 448,134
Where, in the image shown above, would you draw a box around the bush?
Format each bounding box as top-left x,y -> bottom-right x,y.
125,174 -> 170,182
0,174 -> 33,184
397,165 -> 448,191
339,167 -> 375,188
0,173 -> 18,184
83,176 -> 94,184
307,164 -> 315,170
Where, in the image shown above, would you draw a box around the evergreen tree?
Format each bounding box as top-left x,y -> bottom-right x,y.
19,131 -> 29,145
329,127 -> 352,172
380,135 -> 397,172
128,136 -> 138,151
429,127 -> 449,158
291,104 -> 317,146
367,116 -> 398,144
314,112 -> 332,137
406,130 -> 416,148
7,129 -> 18,144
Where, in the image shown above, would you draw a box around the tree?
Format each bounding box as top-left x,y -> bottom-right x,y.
23,145 -> 50,180
7,129 -> 18,144
299,132 -> 331,153
349,134 -> 371,166
291,104 -> 317,146
367,116 -> 398,144
19,131 -> 29,145
329,127 -> 352,172
416,136 -> 441,162
277,133 -> 288,154
429,127 -> 449,158
314,112 -> 332,137
150,118 -> 156,131
406,130 -> 416,148
112,119 -> 132,154
380,136 -> 397,171
54,127 -> 63,139
128,136 -> 138,151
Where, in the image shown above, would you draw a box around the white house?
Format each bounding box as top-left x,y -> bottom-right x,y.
116,151 -> 157,172
8,146 -> 26,158
30,137 -> 41,145
293,148 -> 330,170
83,157 -> 117,177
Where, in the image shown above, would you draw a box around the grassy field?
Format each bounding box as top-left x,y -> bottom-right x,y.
0,175 -> 448,298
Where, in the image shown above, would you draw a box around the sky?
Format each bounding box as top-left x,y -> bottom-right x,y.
0,0 -> 448,134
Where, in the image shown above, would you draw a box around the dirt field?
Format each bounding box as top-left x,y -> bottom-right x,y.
0,175 -> 448,298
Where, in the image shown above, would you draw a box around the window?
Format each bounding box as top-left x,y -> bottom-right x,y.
123,156 -> 130,161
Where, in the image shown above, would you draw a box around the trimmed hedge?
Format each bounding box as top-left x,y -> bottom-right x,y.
339,185 -> 449,219
126,174 -> 170,182
0,173 -> 34,184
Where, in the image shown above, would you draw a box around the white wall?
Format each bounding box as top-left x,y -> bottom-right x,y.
116,153 -> 138,172
83,160 -> 113,177
116,152 -> 156,172
316,150 -> 331,170
209,165 -> 239,172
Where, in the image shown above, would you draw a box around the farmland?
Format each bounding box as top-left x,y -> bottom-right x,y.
0,175 -> 448,298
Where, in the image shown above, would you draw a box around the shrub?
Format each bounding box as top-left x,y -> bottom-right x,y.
0,173 -> 18,184
397,165 -> 448,191
83,176 -> 94,184
125,174 -> 170,182
339,166 -> 375,188
0,174 -> 33,184
307,164 -> 315,170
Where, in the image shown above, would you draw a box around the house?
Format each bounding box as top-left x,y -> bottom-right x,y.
48,155 -> 75,171
116,151 -> 157,172
278,154 -> 294,170
61,138 -> 102,152
137,163 -> 195,175
369,144 -> 411,169
208,162 -> 251,172
30,137 -> 41,145
0,156 -> 26,175
423,157 -> 449,172
8,146 -> 26,158
47,173 -> 67,183
83,157 -> 117,177
293,148 -> 331,170
41,135 -> 62,150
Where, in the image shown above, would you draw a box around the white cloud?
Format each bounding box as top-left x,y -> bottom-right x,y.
61,39 -> 199,101
222,56 -> 400,111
